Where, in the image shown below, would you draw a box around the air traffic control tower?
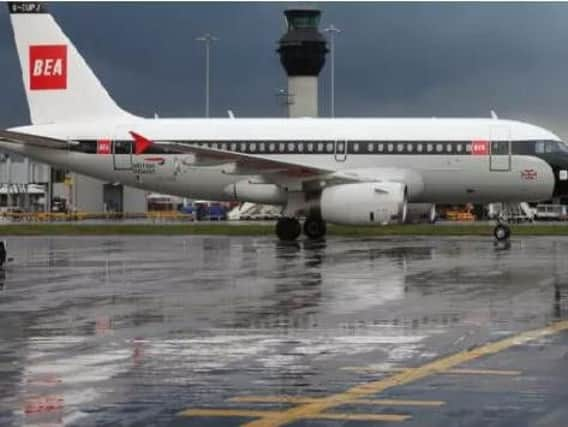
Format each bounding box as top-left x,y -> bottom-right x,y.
277,9 -> 328,117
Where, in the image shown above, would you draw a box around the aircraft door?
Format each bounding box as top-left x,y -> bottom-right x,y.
489,126 -> 511,172
112,139 -> 133,171
334,140 -> 348,162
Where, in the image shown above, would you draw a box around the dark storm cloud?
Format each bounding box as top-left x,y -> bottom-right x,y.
1,2 -> 568,137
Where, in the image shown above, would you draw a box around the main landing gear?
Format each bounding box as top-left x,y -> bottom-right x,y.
303,217 -> 327,240
276,217 -> 327,241
276,217 -> 302,241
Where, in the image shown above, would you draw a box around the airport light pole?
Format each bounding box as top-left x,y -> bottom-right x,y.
196,33 -> 218,118
323,24 -> 341,118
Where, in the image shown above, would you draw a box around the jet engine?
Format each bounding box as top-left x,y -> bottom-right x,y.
320,182 -> 407,225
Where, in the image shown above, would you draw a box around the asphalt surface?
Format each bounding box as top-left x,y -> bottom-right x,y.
0,235 -> 567,427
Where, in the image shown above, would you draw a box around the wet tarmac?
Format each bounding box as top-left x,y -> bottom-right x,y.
0,235 -> 567,427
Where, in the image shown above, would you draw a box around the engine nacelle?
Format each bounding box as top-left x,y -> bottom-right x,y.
224,181 -> 287,204
321,182 -> 407,225
406,203 -> 437,224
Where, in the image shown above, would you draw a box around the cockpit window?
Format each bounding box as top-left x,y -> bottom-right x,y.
535,141 -> 552,153
534,140 -> 568,154
557,141 -> 568,153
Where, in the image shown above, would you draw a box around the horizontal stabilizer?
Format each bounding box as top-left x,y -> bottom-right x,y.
0,129 -> 69,149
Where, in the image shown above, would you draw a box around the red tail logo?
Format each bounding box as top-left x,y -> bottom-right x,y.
29,45 -> 67,90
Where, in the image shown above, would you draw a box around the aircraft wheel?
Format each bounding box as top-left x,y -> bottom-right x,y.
303,217 -> 327,240
276,217 -> 301,241
494,224 -> 511,242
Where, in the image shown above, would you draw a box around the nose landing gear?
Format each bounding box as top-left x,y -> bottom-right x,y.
493,219 -> 511,249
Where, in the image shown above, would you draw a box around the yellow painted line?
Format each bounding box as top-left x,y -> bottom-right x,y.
447,368 -> 521,376
179,408 -> 409,422
229,396 -> 316,404
243,320 -> 568,427
180,409 -> 279,418
353,399 -> 445,407
230,395 -> 444,407
343,366 -> 521,376
308,413 -> 410,422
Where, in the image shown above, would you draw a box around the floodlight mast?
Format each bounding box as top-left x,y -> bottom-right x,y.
323,24 -> 341,118
196,33 -> 219,118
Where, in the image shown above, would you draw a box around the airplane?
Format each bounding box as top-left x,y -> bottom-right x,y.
2,2 -> 568,242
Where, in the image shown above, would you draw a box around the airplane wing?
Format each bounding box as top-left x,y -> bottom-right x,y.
129,132 -> 333,180
0,129 -> 333,183
0,129 -> 332,180
147,137 -> 424,196
145,137 -> 423,192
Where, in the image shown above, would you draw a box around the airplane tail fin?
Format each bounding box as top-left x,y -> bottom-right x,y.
8,2 -> 132,125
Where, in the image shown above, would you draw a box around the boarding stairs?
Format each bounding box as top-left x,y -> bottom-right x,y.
488,202 -> 535,223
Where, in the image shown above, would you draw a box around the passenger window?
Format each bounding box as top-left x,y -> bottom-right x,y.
378,143 -> 384,152
456,144 -> 462,152
407,143 -> 413,152
368,143 -> 374,152
436,144 -> 443,152
397,143 -> 404,152
259,143 -> 265,152
240,143 -> 246,152
279,143 -> 285,152
307,142 -> 314,152
353,143 -> 360,152
317,142 -> 324,152
231,143 -> 237,151
388,144 -> 394,152
298,143 -> 304,152
417,144 -> 423,152
288,142 -> 295,152
250,143 -> 256,152
447,144 -> 452,152
326,142 -> 334,153
427,144 -> 433,152
269,143 -> 275,152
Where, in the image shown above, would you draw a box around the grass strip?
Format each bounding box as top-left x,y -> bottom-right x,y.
1,223 -> 568,236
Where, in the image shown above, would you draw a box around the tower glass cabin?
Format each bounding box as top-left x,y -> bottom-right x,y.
277,9 -> 328,117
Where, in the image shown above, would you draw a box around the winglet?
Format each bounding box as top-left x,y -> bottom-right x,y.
129,131 -> 153,155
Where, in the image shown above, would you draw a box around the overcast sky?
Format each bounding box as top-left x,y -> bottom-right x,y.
2,2 -> 568,138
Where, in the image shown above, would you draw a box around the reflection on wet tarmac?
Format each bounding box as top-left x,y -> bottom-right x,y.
0,236 -> 567,426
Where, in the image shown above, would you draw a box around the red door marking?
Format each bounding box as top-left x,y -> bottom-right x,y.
97,139 -> 111,155
471,140 -> 489,155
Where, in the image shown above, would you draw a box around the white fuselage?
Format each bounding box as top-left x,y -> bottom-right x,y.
0,117 -> 559,205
